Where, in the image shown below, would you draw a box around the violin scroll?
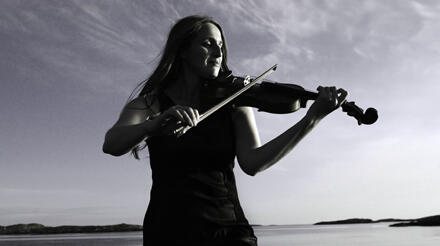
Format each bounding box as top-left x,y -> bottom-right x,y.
341,101 -> 378,125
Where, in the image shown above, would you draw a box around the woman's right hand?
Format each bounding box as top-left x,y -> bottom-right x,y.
155,105 -> 200,136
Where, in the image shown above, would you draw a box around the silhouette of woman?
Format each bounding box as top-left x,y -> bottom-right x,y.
103,15 -> 347,246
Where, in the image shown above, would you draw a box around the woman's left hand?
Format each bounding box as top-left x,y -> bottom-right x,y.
307,86 -> 348,120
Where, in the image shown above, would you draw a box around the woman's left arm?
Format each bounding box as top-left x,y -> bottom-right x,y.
232,86 -> 347,176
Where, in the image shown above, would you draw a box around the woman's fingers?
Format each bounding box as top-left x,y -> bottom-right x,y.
157,105 -> 200,136
193,108 -> 200,124
311,85 -> 349,118
318,86 -> 336,104
178,109 -> 192,126
185,107 -> 199,126
329,86 -> 338,106
165,105 -> 200,127
179,106 -> 200,127
336,88 -> 348,107
318,86 -> 345,107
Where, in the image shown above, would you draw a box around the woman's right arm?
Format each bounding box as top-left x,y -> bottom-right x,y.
102,97 -> 161,156
102,96 -> 200,156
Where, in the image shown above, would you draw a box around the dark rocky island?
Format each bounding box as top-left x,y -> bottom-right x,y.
0,223 -> 142,235
314,218 -> 412,225
315,215 -> 440,227
390,215 -> 440,227
314,218 -> 374,225
375,218 -> 410,223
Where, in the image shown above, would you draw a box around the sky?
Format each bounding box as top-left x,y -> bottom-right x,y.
1,0 -> 439,226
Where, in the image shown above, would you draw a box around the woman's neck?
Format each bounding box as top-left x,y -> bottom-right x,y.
164,68 -> 201,108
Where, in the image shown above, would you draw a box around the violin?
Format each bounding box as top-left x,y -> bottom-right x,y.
176,64 -> 378,135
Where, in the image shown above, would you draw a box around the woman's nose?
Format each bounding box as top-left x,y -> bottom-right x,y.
211,44 -> 222,58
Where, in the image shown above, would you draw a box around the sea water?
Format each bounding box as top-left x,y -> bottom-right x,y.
254,223 -> 440,246
1,223 -> 440,246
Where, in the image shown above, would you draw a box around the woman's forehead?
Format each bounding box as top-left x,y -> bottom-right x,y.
196,23 -> 222,41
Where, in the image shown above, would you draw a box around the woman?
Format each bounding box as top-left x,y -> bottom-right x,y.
103,15 -> 347,246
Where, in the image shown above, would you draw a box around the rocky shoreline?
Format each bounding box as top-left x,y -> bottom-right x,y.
389,215 -> 440,227
314,215 -> 440,227
0,223 -> 142,235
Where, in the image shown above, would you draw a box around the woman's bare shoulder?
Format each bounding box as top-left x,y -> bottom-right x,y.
125,96 -> 148,109
127,90 -> 160,111
116,93 -> 161,126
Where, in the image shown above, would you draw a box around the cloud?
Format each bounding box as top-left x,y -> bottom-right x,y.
1,1 -> 173,98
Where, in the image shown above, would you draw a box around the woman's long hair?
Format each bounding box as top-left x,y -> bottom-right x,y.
130,15 -> 230,159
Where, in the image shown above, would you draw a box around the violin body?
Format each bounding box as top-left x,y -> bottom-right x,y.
201,72 -> 378,125
202,77 -> 305,113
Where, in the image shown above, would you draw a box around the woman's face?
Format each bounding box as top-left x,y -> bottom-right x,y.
182,23 -> 223,80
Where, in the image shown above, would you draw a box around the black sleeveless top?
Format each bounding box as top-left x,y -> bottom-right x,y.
143,93 -> 256,245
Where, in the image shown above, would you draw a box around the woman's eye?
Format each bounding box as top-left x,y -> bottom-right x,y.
202,40 -> 222,48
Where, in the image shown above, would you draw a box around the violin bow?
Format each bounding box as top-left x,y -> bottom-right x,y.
175,64 -> 278,137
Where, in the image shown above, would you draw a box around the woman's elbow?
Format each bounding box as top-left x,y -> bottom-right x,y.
102,143 -> 124,157
243,168 -> 258,176
102,129 -> 125,156
238,160 -> 259,176
102,136 -> 127,156
238,154 -> 276,176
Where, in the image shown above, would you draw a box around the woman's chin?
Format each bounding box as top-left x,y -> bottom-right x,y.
203,70 -> 220,79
